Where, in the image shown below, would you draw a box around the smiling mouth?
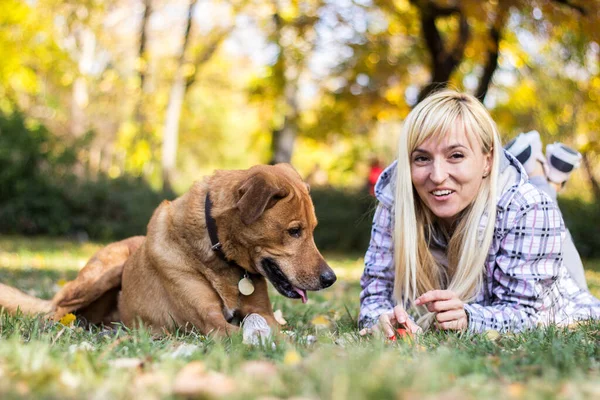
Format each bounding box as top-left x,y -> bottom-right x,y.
260,258 -> 308,303
431,189 -> 454,199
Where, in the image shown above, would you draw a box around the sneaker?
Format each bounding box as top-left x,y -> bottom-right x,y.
546,142 -> 582,184
504,130 -> 545,175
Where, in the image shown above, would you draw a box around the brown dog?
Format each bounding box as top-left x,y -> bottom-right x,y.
0,164 -> 336,335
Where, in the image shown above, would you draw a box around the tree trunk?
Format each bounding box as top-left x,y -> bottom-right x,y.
161,0 -> 197,193
134,0 -> 152,136
71,76 -> 88,137
270,79 -> 299,164
161,74 -> 186,192
475,5 -> 508,101
268,9 -> 301,165
413,1 -> 470,103
71,28 -> 96,138
582,152 -> 600,202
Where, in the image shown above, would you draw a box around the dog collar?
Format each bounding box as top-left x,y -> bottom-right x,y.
205,193 -> 256,296
204,193 -> 224,254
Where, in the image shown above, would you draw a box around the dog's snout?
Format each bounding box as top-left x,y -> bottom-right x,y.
319,268 -> 337,288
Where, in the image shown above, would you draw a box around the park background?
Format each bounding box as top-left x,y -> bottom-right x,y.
1,1 -> 600,399
2,0 -> 600,256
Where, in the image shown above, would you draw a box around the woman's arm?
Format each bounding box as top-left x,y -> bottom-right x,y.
464,193 -> 565,333
359,203 -> 397,329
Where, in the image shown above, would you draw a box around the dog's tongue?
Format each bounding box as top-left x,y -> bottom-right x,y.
294,287 -> 307,304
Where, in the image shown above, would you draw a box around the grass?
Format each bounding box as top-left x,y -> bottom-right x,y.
0,235 -> 599,399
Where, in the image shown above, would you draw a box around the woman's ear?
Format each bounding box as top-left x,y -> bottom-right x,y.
482,149 -> 493,178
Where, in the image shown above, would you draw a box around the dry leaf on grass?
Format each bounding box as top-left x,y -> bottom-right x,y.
273,309 -> 287,325
484,329 -> 501,341
132,372 -> 172,399
59,313 -> 76,326
59,371 -> 80,390
240,360 -> 277,382
283,349 -> 302,366
173,361 -> 236,398
310,315 -> 331,328
108,358 -> 145,369
68,341 -> 95,354
508,383 -> 525,398
167,343 -> 200,359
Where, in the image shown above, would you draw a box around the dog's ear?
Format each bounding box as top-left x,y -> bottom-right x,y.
237,174 -> 288,225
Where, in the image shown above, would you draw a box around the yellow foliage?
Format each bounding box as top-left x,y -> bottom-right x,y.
283,349 -> 302,366
383,85 -> 404,106
181,63 -> 195,78
310,315 -> 331,328
59,313 -> 76,326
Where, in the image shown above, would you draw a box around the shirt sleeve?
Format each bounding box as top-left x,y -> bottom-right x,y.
359,202 -> 396,329
464,196 -> 565,333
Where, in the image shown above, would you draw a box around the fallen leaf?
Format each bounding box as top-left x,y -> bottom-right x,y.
310,315 -> 331,328
59,313 -> 76,326
274,309 -> 287,325
108,358 -> 144,369
59,371 -> 80,390
283,349 -> 302,366
68,341 -> 95,353
132,372 -> 171,398
167,343 -> 200,359
484,329 -> 501,340
240,360 -> 277,382
508,383 -> 525,398
173,362 -> 236,397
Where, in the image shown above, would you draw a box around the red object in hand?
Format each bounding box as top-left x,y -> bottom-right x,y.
388,328 -> 411,341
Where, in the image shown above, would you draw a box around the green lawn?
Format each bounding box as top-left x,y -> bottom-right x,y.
1,236 -> 599,399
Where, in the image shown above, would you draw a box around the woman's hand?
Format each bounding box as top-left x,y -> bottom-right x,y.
415,290 -> 468,331
358,305 -> 422,336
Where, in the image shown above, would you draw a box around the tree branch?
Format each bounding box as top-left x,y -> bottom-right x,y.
476,6 -> 508,100
412,0 -> 470,103
137,0 -> 152,91
185,29 -> 232,91
552,0 -> 587,16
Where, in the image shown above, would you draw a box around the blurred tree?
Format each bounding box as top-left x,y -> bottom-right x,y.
134,0 -> 152,141
162,0 -> 198,193
161,0 -> 244,192
248,1 -> 323,164
0,0 -> 70,118
298,1 -> 599,174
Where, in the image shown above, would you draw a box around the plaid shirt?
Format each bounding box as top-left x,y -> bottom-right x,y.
359,151 -> 600,332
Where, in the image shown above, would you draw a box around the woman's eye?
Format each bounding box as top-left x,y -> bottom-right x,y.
288,227 -> 302,238
413,156 -> 429,163
450,153 -> 464,159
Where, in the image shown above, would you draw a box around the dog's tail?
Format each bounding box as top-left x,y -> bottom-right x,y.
0,283 -> 53,316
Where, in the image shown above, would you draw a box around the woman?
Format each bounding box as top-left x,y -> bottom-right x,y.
359,90 -> 600,336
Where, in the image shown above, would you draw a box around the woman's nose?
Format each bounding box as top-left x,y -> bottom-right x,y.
429,160 -> 449,183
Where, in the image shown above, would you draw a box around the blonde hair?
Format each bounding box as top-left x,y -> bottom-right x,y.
393,90 -> 502,329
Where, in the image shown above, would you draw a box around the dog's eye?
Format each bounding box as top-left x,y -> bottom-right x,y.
288,227 -> 302,238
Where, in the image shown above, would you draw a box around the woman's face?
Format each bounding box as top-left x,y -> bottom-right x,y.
410,127 -> 492,226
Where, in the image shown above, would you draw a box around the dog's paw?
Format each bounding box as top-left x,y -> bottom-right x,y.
241,313 -> 272,346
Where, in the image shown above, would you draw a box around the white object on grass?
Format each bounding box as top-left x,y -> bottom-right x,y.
241,313 -> 272,346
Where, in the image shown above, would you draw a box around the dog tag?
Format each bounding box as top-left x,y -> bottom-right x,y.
238,276 -> 255,296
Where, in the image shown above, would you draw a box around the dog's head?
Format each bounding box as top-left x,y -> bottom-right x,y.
214,163 -> 336,303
